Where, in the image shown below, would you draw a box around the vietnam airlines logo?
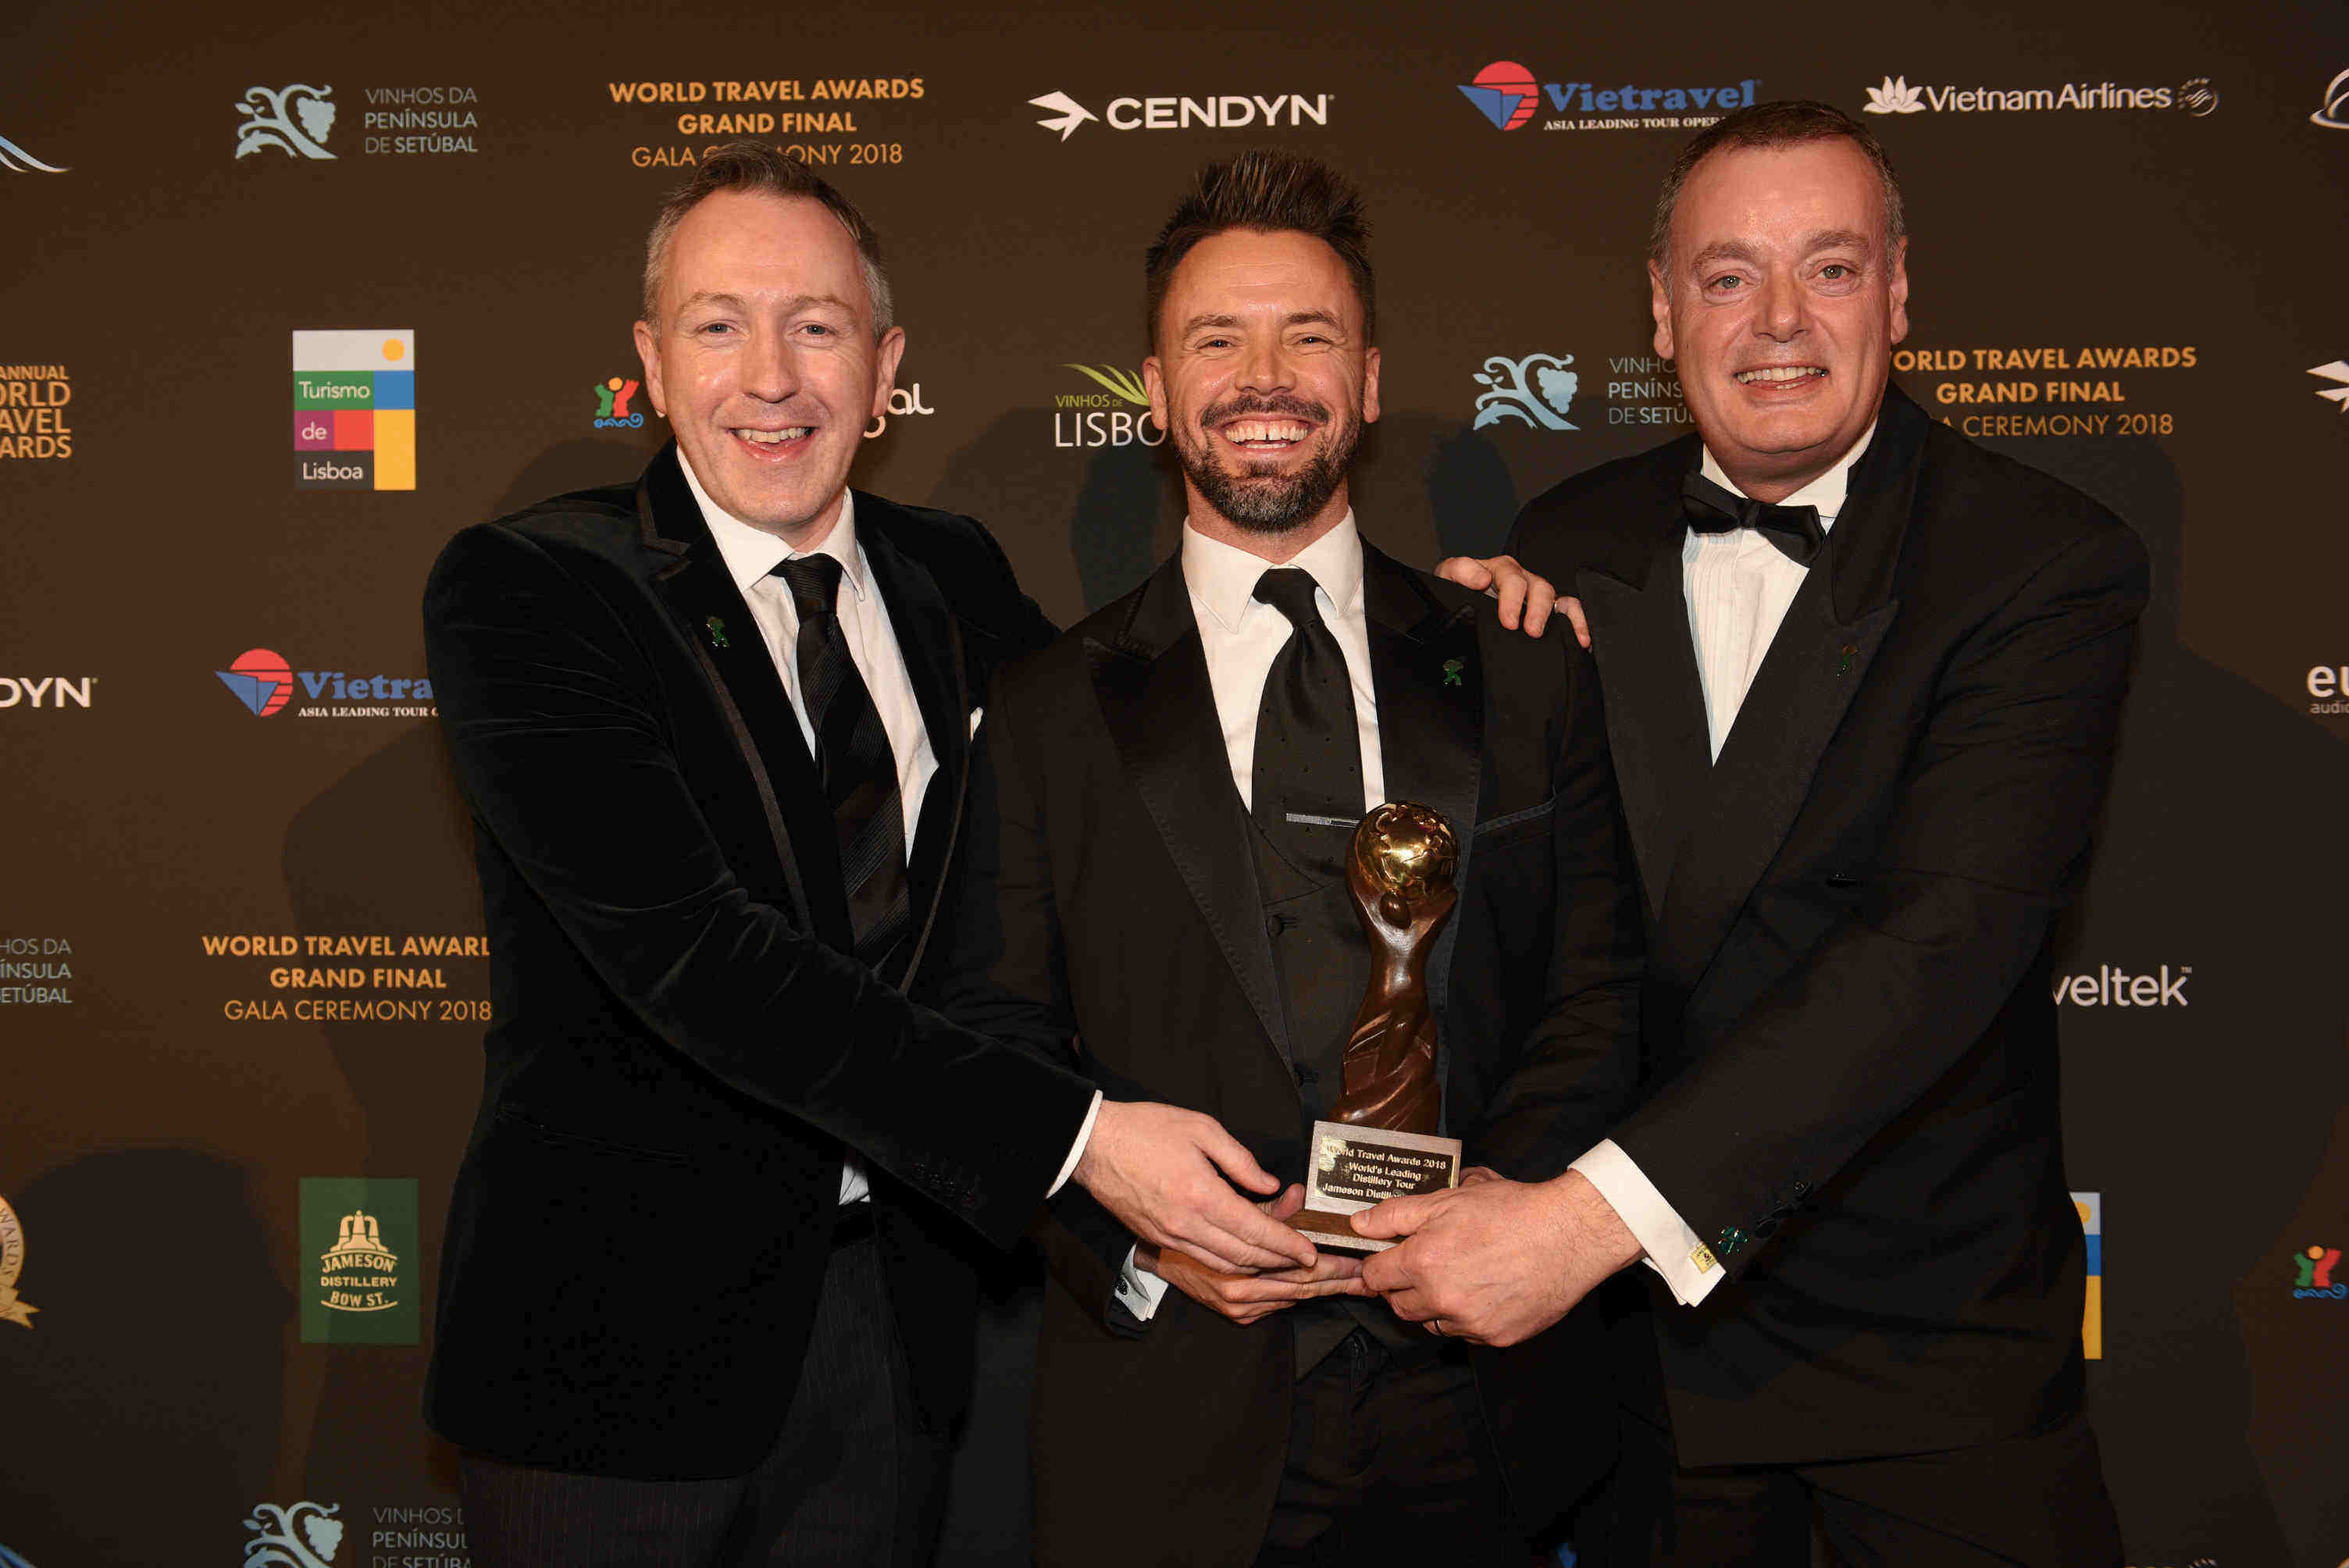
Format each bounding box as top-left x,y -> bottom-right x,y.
217,648 -> 295,716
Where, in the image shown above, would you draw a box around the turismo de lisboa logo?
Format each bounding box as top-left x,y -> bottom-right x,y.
294,330 -> 415,489
1457,62 -> 1541,130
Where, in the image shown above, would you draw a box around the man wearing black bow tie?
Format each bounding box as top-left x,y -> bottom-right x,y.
1358,102 -> 2143,1565
936,151 -> 1642,1566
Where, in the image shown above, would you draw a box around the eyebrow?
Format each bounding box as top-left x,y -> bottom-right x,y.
1178,308 -> 1346,334
1687,230 -> 1874,273
674,290 -> 860,316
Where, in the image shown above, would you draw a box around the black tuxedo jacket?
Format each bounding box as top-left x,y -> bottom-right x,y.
1509,387 -> 2149,1468
934,543 -> 1644,1564
419,444 -> 1096,1479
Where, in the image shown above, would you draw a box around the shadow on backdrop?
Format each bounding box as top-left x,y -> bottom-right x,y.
0,1150 -> 288,1568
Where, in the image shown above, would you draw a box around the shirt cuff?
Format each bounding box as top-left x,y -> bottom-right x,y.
1115,1244 -> 1175,1321
1570,1139 -> 1723,1306
1046,1090 -> 1103,1199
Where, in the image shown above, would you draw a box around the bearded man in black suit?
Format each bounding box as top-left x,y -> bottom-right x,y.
935,150 -> 1644,1567
1356,102 -> 2141,1568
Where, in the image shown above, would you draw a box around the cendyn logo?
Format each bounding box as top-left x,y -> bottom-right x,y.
1028,90 -> 1330,138
2311,361 -> 2349,411
2051,964 -> 2190,1007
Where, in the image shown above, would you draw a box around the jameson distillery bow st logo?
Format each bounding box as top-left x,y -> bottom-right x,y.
298,1178 -> 419,1343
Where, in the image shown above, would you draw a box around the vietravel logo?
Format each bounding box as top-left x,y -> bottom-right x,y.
2294,1244 -> 2344,1300
294,330 -> 415,490
1456,62 -> 1758,132
214,648 -> 436,720
1028,89 -> 1331,141
1861,73 -> 2215,115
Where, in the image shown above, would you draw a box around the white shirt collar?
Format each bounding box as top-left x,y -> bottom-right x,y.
677,450 -> 868,602
1699,419 -> 1877,526
1180,511 -> 1365,633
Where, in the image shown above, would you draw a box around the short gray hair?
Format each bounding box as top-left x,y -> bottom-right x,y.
640,140 -> 893,336
1650,100 -> 1905,279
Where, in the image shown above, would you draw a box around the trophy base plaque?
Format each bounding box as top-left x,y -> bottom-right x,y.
1292,1121 -> 1460,1254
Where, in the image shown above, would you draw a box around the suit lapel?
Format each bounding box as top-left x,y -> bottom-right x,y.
1650,390 -> 1925,989
1360,544 -> 1483,1064
638,445 -> 841,947
1574,451 -> 1713,922
856,497 -> 971,983
1088,556 -> 1292,1067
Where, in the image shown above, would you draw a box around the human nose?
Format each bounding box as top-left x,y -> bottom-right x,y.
1235,333 -> 1290,394
738,328 -> 799,404
1754,270 -> 1807,342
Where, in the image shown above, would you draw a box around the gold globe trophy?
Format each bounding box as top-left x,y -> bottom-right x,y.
1289,802 -> 1465,1253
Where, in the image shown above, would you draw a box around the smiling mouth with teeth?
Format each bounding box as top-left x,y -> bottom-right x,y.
1734,366 -> 1828,385
734,427 -> 813,445
1221,419 -> 1312,448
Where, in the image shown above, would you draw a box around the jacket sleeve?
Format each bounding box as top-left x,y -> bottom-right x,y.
1467,633 -> 1645,1180
929,668 -> 1156,1335
1609,524 -> 2149,1275
422,522 -> 1096,1249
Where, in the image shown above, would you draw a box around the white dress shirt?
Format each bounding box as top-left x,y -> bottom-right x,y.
1567,425 -> 1874,1306
1114,513 -> 1385,1323
680,455 -> 1098,1207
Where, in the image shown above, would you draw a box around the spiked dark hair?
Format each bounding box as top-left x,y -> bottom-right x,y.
1143,149 -> 1375,349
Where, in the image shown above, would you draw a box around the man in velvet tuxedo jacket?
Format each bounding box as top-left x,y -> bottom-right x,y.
1356,105 -> 2144,1566
934,153 -> 1644,1568
420,144 -> 1330,1568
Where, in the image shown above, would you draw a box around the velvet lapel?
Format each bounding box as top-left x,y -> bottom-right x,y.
1086,555 -> 1291,1070
1360,544 -> 1483,1078
1573,447 -> 1713,925
854,496 -> 971,984
1649,390 -> 1925,991
637,444 -> 840,948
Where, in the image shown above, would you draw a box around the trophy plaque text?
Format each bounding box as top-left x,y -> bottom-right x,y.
1290,801 -> 1463,1254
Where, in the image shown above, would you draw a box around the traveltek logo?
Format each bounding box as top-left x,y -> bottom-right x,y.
2294,1244 -> 2345,1300
294,330 -> 415,489
1456,64 -> 1758,132
1027,90 -> 1330,138
213,648 -> 435,719
2052,964 -> 2189,1006
593,375 -> 644,429
1473,353 -> 1580,430
237,84 -> 339,159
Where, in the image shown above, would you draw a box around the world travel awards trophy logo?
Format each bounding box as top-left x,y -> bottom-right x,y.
0,1193 -> 38,1329
294,331 -> 414,490
298,1178 -> 419,1344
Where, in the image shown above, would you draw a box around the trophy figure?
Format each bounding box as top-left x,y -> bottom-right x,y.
1289,802 -> 1465,1253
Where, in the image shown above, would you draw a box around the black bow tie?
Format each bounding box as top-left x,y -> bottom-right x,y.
1682,470 -> 1827,568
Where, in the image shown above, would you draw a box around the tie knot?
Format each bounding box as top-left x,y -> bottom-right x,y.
1681,470 -> 1826,568
1252,567 -> 1326,630
772,554 -> 846,620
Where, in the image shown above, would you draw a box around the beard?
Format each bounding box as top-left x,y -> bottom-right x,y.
1172,393 -> 1360,533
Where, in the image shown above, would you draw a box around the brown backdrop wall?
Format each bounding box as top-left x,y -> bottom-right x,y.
2,2 -> 2345,1565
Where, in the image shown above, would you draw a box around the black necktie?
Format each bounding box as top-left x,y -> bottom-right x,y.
1250,568 -> 1364,878
772,554 -> 910,969
1683,469 -> 1827,568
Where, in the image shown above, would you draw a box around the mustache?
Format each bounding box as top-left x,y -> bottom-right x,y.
1198,392 -> 1330,426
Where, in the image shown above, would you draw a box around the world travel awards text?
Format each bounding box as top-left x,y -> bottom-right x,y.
201,932 -> 490,1023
